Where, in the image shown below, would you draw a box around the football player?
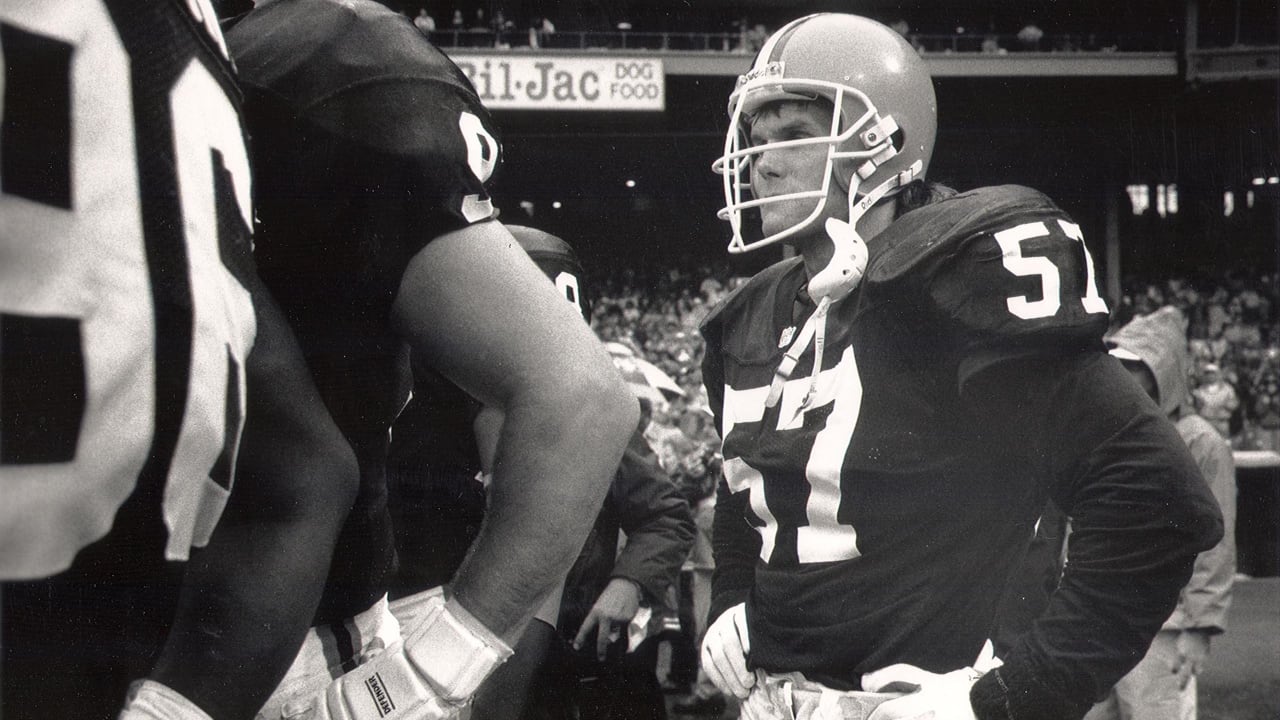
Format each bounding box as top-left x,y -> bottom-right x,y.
222,2 -> 638,718
387,225 -> 694,720
698,13 -> 1223,720
0,1 -> 357,719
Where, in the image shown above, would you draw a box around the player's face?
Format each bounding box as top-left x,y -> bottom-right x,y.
747,100 -> 848,239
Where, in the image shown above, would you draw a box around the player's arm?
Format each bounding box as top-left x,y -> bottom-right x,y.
702,468 -> 758,700
698,309 -> 759,625
1176,429 -> 1236,630
392,218 -> 637,645
693,306 -> 760,699
142,285 -> 359,720
706,478 -> 759,623
964,352 -> 1223,720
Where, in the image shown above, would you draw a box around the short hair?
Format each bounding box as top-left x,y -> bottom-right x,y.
896,179 -> 958,215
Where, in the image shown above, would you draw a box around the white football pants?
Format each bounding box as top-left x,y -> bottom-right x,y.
739,670 -> 903,720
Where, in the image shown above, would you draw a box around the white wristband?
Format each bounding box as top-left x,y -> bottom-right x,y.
118,679 -> 213,720
401,595 -> 514,704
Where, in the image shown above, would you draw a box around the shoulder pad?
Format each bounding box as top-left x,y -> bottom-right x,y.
866,185 -> 1111,383
507,225 -> 574,258
700,258 -> 803,343
867,185 -> 1064,285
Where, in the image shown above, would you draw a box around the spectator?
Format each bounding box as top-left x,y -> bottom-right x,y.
492,9 -> 514,47
669,448 -> 728,716
1194,363 -> 1241,439
886,17 -> 920,51
413,7 -> 435,34
1249,368 -> 1280,450
1017,20 -> 1045,50
645,398 -> 697,475
733,17 -> 749,53
1093,306 -> 1237,720
527,425 -> 694,720
539,15 -> 556,44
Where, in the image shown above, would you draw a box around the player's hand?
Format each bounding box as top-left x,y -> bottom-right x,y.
807,217 -> 868,302
313,641 -> 458,720
1173,629 -> 1212,689
313,592 -> 511,720
862,664 -> 982,720
573,578 -> 643,660
700,602 -> 753,699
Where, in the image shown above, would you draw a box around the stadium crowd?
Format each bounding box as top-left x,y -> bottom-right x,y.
1114,271 -> 1280,451
407,0 -> 1264,53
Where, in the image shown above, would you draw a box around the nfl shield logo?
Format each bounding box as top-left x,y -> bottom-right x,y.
778,326 -> 796,348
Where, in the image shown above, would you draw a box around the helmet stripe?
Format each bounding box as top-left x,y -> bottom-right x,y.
756,13 -> 821,67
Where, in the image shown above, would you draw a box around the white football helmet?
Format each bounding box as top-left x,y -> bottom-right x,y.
713,13 -> 938,253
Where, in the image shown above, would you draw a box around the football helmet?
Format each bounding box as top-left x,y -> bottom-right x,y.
713,13 -> 937,253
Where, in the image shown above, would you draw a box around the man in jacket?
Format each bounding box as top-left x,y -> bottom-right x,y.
1089,306 -> 1237,720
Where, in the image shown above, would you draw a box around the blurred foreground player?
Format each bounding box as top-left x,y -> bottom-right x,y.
699,13 -> 1223,720
224,2 -> 638,718
1,1 -> 357,718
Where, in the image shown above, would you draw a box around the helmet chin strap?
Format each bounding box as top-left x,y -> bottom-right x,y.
761,218 -> 865,415
763,161 -> 921,416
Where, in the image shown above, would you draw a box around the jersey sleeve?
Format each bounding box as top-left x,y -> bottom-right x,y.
963,351 -> 1224,720
870,185 -> 1112,389
699,302 -> 728,438
308,78 -> 499,225
698,294 -> 763,624
237,74 -> 502,306
226,0 -> 501,277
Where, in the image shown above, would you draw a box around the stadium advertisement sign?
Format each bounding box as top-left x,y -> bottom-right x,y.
449,54 -> 665,111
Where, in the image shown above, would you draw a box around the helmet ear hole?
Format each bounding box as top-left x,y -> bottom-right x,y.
890,127 -> 905,151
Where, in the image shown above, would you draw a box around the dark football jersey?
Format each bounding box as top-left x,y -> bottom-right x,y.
2,0 -> 256,714
386,228 -> 588,596
701,185 -> 1118,686
224,0 -> 505,625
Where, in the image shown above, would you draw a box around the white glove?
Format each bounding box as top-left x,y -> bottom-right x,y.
862,664 -> 984,720
807,218 -> 868,303
315,594 -> 513,720
700,602 -> 753,699
118,679 -> 213,720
